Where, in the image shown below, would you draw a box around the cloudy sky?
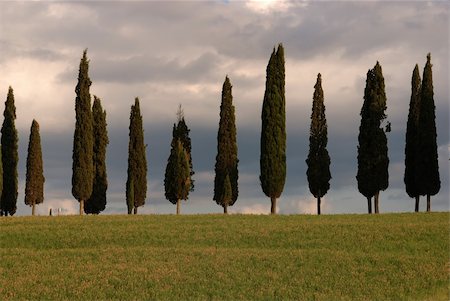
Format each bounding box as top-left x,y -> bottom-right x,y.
0,0 -> 448,216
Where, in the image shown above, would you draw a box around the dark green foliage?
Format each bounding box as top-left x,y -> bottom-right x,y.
172,106 -> 194,192
0,87 -> 18,216
416,54 -> 440,209
260,44 -> 286,214
173,140 -> 191,201
404,65 -> 421,210
306,74 -> 331,214
214,76 -> 239,212
72,49 -> 94,214
85,96 -> 109,214
25,120 -> 45,215
0,148 -> 3,215
356,62 -> 389,213
126,178 -> 134,215
126,98 -> 147,214
164,107 -> 193,211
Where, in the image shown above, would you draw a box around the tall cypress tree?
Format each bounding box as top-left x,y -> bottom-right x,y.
260,43 -> 286,215
404,65 -> 422,212
306,73 -> 331,215
356,62 -> 389,214
0,148 -> 3,216
164,107 -> 194,214
126,97 -> 147,214
0,86 -> 18,216
85,96 -> 108,214
164,138 -> 191,214
172,106 -> 194,192
25,120 -> 44,216
416,53 -> 440,212
72,49 -> 94,215
214,76 -> 239,214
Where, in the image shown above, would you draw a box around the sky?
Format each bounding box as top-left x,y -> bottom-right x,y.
0,0 -> 448,216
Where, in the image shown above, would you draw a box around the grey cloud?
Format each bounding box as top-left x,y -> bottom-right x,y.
4,1 -> 448,216
57,51 -> 223,84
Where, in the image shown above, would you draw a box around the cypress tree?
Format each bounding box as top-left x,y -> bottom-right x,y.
126,98 -> 147,214
164,107 -> 194,214
0,148 -> 2,216
260,43 -> 286,215
213,76 -> 239,214
85,96 -> 108,214
404,65 -> 422,212
25,120 -> 44,216
306,73 -> 331,215
173,106 -> 194,192
356,62 -> 389,214
416,53 -> 440,212
72,49 -> 94,215
1,86 -> 18,216
164,139 -> 191,214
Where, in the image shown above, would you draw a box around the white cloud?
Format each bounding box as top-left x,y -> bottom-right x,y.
244,0 -> 298,14
235,203 -> 272,215
32,198 -> 79,216
280,197 -> 332,215
0,58 -> 74,133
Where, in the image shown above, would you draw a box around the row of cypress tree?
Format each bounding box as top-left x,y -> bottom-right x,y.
0,88 -> 45,216
306,54 -> 440,215
0,47 -> 441,216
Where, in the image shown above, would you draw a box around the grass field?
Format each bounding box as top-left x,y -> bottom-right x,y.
0,213 -> 448,300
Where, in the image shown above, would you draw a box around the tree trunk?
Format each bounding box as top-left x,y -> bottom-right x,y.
317,196 -> 321,215
426,194 -> 431,212
367,197 -> 372,214
415,196 -> 420,212
270,197 -> 277,215
32,202 -> 35,216
224,205 -> 228,214
134,207 -> 138,215
374,191 -> 380,214
176,199 -> 180,215
79,200 -> 84,215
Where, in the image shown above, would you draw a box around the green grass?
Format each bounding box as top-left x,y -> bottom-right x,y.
0,213 -> 448,300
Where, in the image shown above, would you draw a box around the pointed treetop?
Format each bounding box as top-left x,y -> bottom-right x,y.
223,75 -> 232,91
374,61 -> 382,72
314,73 -> 323,91
425,53 -> 433,69
316,73 -> 322,86
277,43 -> 284,52
177,104 -> 184,122
5,86 -> 16,119
32,119 -> 39,129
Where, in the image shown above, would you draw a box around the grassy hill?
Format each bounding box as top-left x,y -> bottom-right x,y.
0,213 -> 448,300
